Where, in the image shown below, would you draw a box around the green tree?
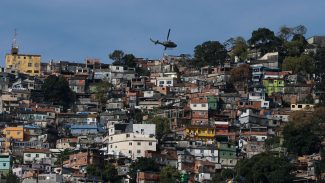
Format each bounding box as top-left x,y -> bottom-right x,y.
103,163 -> 119,182
87,163 -> 119,182
282,54 -> 315,75
283,34 -> 307,57
129,157 -> 159,183
160,165 -> 180,183
42,75 -> 75,110
249,28 -> 282,55
91,81 -> 113,109
283,110 -> 324,156
123,53 -> 137,68
194,41 -> 227,67
5,170 -> 20,183
147,116 -> 171,142
231,37 -> 248,61
236,153 -> 294,183
109,50 -> 137,68
109,50 -> 125,65
278,25 -> 307,41
212,169 -> 235,183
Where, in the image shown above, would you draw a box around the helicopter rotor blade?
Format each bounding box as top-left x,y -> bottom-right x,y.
167,29 -> 171,41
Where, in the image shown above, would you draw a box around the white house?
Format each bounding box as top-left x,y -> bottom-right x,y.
107,124 -> 157,160
23,149 -> 51,164
156,77 -> 175,87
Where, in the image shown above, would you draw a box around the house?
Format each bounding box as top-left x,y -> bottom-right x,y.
185,126 -> 215,142
137,171 -> 160,183
23,148 -> 51,164
291,104 -> 314,111
190,97 -> 209,125
218,143 -> 237,169
69,125 -> 100,136
263,78 -> 285,96
156,77 -> 176,87
65,149 -> 103,171
0,154 -> 11,175
68,76 -> 87,94
106,123 -> 157,160
5,45 -> 41,76
3,126 -> 24,152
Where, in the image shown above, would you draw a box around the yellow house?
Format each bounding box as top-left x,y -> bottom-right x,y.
5,46 -> 41,76
185,125 -> 216,141
3,127 -> 24,151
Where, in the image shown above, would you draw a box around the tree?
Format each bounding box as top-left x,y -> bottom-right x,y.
278,25 -> 293,41
129,157 -> 159,183
87,163 -> 119,182
212,169 -> 235,183
160,165 -> 180,183
147,116 -> 171,142
231,37 -> 248,61
230,64 -> 251,84
278,25 -> 307,41
123,53 -> 137,68
42,75 -> 75,110
249,28 -> 282,55
236,153 -> 294,183
109,50 -> 137,68
283,35 -> 307,57
91,81 -> 113,110
315,47 -> 325,80
283,124 -> 320,156
282,109 -> 323,156
194,41 -> 227,67
103,163 -> 119,182
109,50 -> 125,65
5,170 -> 20,183
282,55 -> 315,75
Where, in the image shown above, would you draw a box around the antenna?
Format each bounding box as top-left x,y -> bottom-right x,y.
12,29 -> 18,49
11,29 -> 19,54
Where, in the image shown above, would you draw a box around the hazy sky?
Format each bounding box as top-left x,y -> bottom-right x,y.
0,0 -> 325,65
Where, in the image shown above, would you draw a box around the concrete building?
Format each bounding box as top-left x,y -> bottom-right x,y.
5,39 -> 41,76
107,123 -> 157,160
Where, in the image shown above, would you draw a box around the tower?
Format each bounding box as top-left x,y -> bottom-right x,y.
11,29 -> 19,55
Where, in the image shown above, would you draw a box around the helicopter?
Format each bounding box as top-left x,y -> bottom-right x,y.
150,29 -> 177,50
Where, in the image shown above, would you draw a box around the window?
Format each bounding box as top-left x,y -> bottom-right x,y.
36,154 -> 39,158
137,150 -> 141,154
28,63 -> 32,67
202,104 -> 206,107
159,81 -> 164,85
291,105 -> 295,108
149,142 -> 152,146
298,105 -> 302,108
17,132 -> 21,135
126,134 -> 130,138
129,150 -> 132,154
26,154 -> 31,157
167,81 -> 172,84
137,142 -> 141,146
193,104 -> 197,107
230,160 -> 233,164
129,142 -> 132,146
116,67 -> 119,70
2,163 -> 6,167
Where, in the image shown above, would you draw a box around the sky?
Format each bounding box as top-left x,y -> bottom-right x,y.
0,0 -> 325,65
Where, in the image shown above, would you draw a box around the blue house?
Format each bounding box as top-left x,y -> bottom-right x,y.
70,125 -> 100,136
0,154 -> 11,175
